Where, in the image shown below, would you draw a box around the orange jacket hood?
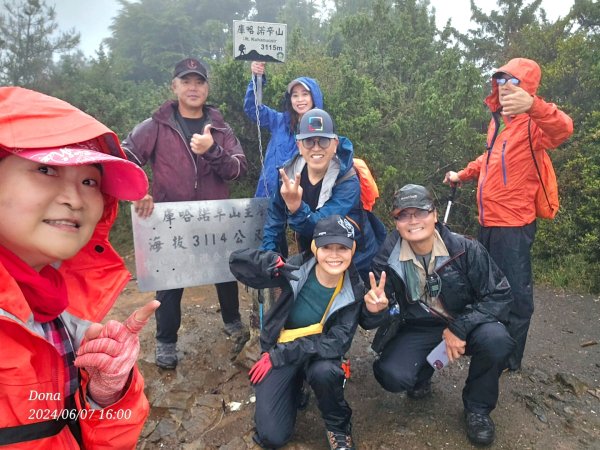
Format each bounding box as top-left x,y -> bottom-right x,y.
0,87 -> 132,323
485,58 -> 542,112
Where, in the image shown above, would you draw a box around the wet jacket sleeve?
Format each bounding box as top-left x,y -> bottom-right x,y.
121,119 -> 159,167
528,97 -> 574,149
202,122 -> 247,181
447,240 -> 513,340
359,231 -> 397,330
358,303 -> 390,330
268,301 -> 362,368
243,78 -> 283,131
76,366 -> 149,449
371,231 -> 396,281
261,175 -> 360,250
261,192 -> 288,251
229,248 -> 288,289
458,153 -> 485,182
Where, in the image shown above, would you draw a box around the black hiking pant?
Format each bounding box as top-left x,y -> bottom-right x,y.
373,322 -> 514,414
478,222 -> 536,370
254,358 -> 351,448
155,281 -> 240,343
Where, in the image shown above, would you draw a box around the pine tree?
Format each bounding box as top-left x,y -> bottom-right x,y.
0,0 -> 80,87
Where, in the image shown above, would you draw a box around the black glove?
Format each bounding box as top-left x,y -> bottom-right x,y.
268,254 -> 300,281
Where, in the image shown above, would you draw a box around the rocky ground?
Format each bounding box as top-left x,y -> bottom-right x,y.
108,263 -> 600,450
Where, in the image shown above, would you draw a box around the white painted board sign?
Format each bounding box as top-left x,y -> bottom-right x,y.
233,20 -> 287,63
131,198 -> 269,291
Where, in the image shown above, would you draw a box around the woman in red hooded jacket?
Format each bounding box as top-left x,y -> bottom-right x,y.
0,87 -> 156,449
444,58 -> 573,371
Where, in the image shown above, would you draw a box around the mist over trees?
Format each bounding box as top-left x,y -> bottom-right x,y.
1,0 -> 598,292
0,0 -> 80,85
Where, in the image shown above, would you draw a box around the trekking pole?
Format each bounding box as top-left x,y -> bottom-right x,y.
443,184 -> 457,225
257,288 -> 264,330
254,74 -> 262,105
252,72 -> 268,196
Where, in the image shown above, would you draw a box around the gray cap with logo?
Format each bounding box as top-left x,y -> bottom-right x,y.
296,108 -> 337,140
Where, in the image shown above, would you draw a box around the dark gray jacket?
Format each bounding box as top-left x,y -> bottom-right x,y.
364,223 -> 512,341
229,249 -> 369,368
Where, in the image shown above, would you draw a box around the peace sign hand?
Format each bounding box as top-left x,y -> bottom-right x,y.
364,271 -> 389,313
279,169 -> 302,214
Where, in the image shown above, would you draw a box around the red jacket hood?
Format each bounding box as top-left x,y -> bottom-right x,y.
485,58 -> 541,112
0,86 -> 121,151
0,87 -> 131,323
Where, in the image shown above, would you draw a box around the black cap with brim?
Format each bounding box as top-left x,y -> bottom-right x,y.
312,215 -> 356,249
174,58 -> 208,80
391,184 -> 434,215
177,69 -> 207,79
314,235 -> 354,249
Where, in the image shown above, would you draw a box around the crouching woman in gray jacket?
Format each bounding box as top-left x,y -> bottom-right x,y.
230,215 -> 387,450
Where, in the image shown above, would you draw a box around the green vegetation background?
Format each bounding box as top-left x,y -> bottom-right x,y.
1,0 -> 598,292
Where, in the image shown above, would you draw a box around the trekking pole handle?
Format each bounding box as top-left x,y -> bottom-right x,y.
443,184 -> 457,225
449,183 -> 457,201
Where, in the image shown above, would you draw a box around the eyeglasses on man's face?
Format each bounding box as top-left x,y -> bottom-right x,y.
393,209 -> 433,223
301,136 -> 332,150
496,77 -> 520,86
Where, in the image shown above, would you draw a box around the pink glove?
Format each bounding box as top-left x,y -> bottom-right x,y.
249,352 -> 272,385
74,300 -> 159,407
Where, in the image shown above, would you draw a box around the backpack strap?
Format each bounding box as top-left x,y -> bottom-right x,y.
0,418 -> 71,446
528,118 -> 552,209
335,166 -> 356,185
333,165 -> 366,244
0,392 -> 83,446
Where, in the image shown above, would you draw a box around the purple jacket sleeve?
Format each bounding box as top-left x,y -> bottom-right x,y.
202,122 -> 247,181
121,119 -> 159,167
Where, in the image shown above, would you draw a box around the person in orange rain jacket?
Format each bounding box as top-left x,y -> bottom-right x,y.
444,58 -> 573,371
0,86 -> 157,449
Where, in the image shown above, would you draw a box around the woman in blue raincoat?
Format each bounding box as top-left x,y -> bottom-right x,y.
244,61 -> 325,199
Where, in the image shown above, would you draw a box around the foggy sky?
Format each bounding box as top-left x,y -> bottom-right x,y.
52,0 -> 575,57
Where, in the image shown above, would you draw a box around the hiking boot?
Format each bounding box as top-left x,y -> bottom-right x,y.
464,411 -> 495,446
224,320 -> 250,354
223,319 -> 248,337
252,431 -> 275,449
504,354 -> 521,372
407,379 -> 432,399
502,363 -> 521,373
155,341 -> 177,369
326,428 -> 355,450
